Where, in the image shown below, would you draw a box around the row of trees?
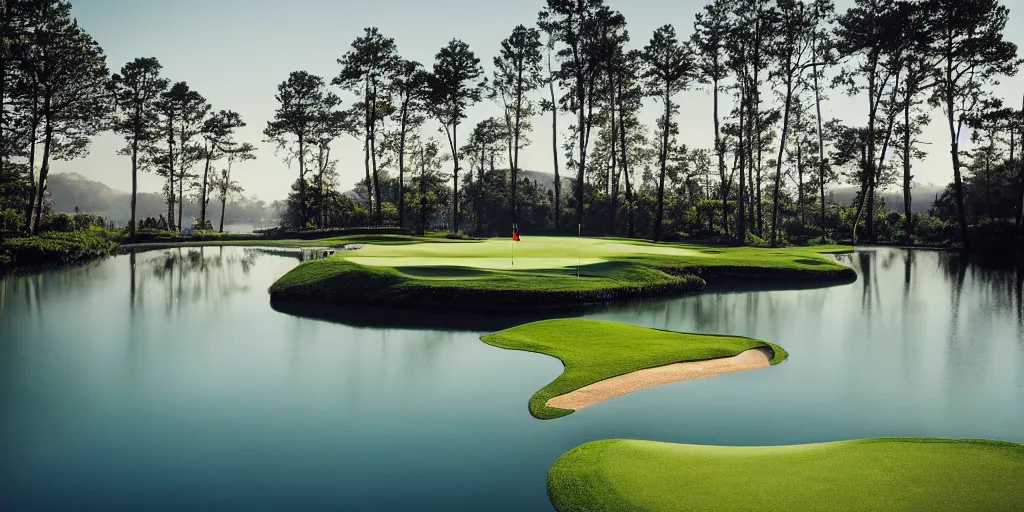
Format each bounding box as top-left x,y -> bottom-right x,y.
266,0 -> 1021,252
3,0 -> 1021,254
0,0 -> 257,239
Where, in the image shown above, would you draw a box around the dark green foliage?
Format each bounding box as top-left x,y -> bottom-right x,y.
0,228 -> 116,273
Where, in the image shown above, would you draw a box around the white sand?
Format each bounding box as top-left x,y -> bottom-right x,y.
546,347 -> 774,411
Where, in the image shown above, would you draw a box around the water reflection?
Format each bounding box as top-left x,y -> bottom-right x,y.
2,246 -> 1024,512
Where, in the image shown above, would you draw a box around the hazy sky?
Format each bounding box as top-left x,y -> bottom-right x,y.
64,0 -> 1024,203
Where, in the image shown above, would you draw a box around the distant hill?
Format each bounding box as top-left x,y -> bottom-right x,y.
47,173 -> 276,227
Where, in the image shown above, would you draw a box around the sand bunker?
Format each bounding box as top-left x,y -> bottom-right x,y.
546,347 -> 774,411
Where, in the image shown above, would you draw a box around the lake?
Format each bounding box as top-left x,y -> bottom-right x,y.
2,247 -> 1022,511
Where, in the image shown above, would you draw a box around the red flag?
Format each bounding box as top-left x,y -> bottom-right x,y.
513,225 -> 521,242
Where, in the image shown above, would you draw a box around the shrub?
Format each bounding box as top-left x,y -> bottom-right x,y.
0,208 -> 24,234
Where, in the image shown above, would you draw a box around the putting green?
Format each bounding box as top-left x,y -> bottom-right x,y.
269,235 -> 856,310
342,236 -> 708,270
548,438 -> 1024,512
347,256 -> 605,270
481,319 -> 787,419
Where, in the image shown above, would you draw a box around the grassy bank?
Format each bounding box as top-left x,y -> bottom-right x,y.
480,319 -> 787,420
268,236 -> 856,311
0,228 -> 117,274
547,438 -> 1024,512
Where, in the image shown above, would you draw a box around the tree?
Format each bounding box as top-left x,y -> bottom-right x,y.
641,24 -> 697,242
462,117 -> 507,233
493,25 -> 543,229
426,39 -> 484,233
335,27 -> 399,222
891,0 -> 933,243
264,71 -> 331,229
214,142 -> 255,232
110,57 -> 168,239
834,0 -> 903,243
198,110 -> 245,229
23,8 -> 110,233
767,0 -> 816,247
307,94 -> 348,229
692,0 -> 732,234
389,59 -> 428,229
153,81 -> 208,232
539,0 -> 623,229
809,0 -> 836,243
538,20 -> 563,231
925,0 -> 1020,253
615,49 -> 644,238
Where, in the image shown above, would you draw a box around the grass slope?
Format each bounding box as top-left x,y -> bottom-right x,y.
269,236 -> 854,310
480,319 -> 787,420
548,438 -> 1024,512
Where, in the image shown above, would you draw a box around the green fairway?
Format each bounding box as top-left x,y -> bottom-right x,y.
480,319 -> 787,420
547,438 -> 1024,512
268,235 -> 855,310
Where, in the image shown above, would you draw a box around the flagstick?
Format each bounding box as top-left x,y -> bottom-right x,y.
512,224 -> 515,268
577,223 -> 581,278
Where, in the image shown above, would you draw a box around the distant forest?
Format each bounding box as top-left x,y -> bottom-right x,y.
0,0 -> 1022,253
46,173 -> 276,228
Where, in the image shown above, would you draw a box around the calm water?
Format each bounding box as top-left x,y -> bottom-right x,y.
2,247 -> 1023,511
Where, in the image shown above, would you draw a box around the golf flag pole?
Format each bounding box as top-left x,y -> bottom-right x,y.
511,223 -> 515,267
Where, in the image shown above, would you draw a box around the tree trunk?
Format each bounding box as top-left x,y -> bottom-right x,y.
420,148 -> 428,235
713,78 -> 728,235
902,92 -> 913,243
24,95 -> 38,231
852,145 -> 869,244
200,149 -> 211,229
452,123 -> 460,232
512,69 -> 523,228
607,76 -> 619,235
398,105 -> 408,230
770,79 -> 794,248
363,80 -> 373,217
1018,95 -> 1024,230
812,0 -> 827,244
654,92 -> 671,243
944,84 -> 970,251
298,135 -> 306,228
219,162 -> 231,233
32,110 -> 54,233
618,85 -> 634,239
575,72 -> 587,230
737,91 -> 747,243
370,107 -> 381,223
548,50 -> 560,232
131,139 -> 139,239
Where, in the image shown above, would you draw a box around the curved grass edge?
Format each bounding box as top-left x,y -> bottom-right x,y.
480,319 -> 788,420
547,437 -> 1024,512
269,258 -> 708,312
267,241 -> 857,312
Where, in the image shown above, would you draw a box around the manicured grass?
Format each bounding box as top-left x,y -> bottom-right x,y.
268,236 -> 855,310
548,438 -> 1024,512
480,319 -> 787,420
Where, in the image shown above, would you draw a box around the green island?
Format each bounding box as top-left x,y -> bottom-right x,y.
267,235 -> 855,311
547,438 -> 1024,512
480,319 -> 788,420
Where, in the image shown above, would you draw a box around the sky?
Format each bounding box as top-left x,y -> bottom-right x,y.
63,0 -> 1024,203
